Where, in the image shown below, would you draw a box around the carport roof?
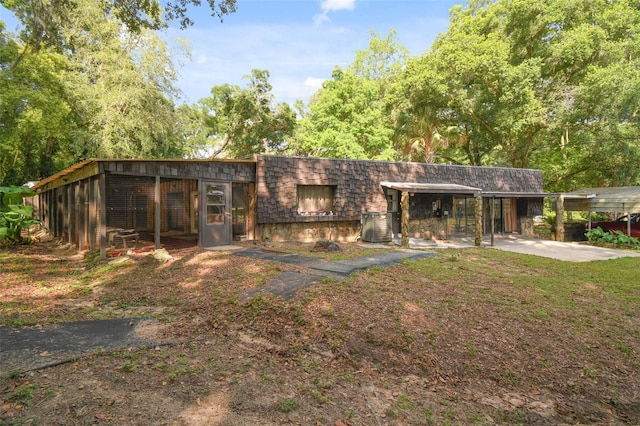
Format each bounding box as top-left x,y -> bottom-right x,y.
380,182 -> 576,199
381,182 -> 482,195
564,186 -> 640,212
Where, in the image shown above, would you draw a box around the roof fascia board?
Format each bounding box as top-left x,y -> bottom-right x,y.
33,159 -> 99,192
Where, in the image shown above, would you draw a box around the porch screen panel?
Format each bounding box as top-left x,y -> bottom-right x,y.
105,175 -> 156,231
160,178 -> 198,233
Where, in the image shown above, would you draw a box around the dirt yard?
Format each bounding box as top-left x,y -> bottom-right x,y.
1,237 -> 639,425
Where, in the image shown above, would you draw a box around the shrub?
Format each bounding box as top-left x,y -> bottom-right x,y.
585,227 -> 640,249
0,186 -> 40,245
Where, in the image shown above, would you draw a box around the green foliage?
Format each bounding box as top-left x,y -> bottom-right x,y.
292,68 -> 395,159
277,397 -> 300,413
0,186 -> 39,244
585,227 -> 640,249
7,383 -> 36,406
0,25 -> 75,185
180,69 -> 297,158
542,214 -> 557,232
122,361 -> 139,373
3,0 -> 640,194
63,3 -> 184,159
394,0 -> 640,189
396,394 -> 415,410
1,0 -> 237,46
387,56 -> 448,163
0,3 -> 188,185
290,32 -> 404,160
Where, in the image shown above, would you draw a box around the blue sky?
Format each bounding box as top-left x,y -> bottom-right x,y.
1,0 -> 462,105
169,0 -> 460,105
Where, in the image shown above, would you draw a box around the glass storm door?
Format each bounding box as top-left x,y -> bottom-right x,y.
201,182 -> 231,247
385,187 -> 400,237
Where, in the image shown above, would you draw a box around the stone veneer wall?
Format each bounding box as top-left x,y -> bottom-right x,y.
407,218 -> 449,239
256,155 -> 544,225
520,217 -> 536,238
260,221 -> 362,243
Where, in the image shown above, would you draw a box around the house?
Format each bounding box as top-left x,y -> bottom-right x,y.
32,155 -> 548,257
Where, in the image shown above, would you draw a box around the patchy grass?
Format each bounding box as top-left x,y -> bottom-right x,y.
1,241 -> 640,425
265,240 -> 395,261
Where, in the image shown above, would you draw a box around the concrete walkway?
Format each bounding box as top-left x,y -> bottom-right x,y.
489,236 -> 640,262
393,235 -> 640,262
235,247 -> 434,301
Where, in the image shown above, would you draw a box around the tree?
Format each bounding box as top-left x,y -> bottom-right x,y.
291,68 -> 395,160
180,69 -> 297,158
290,31 -> 406,160
398,0 -> 640,188
62,3 -> 183,159
1,0 -> 236,51
0,0 -> 237,182
0,22 -> 75,185
0,4 -> 185,184
386,54 -> 450,163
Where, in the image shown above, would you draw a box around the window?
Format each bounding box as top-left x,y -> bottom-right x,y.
206,184 -> 225,224
384,188 -> 398,213
297,185 -> 335,215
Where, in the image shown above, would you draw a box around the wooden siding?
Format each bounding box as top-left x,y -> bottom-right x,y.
36,160 -> 99,192
35,156 -> 545,250
35,159 -> 257,252
100,160 -> 256,182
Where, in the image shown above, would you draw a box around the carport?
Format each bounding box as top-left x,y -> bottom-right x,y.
564,186 -> 640,236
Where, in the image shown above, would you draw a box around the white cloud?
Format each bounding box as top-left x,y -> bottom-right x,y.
313,12 -> 330,27
314,0 -> 357,27
304,77 -> 325,91
321,0 -> 357,13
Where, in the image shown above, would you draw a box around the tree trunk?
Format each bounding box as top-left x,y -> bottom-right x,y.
474,195 -> 483,246
555,195 -> 565,242
401,191 -> 410,247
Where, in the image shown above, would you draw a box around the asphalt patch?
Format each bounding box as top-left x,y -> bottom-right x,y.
0,318 -> 158,376
241,271 -> 326,301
